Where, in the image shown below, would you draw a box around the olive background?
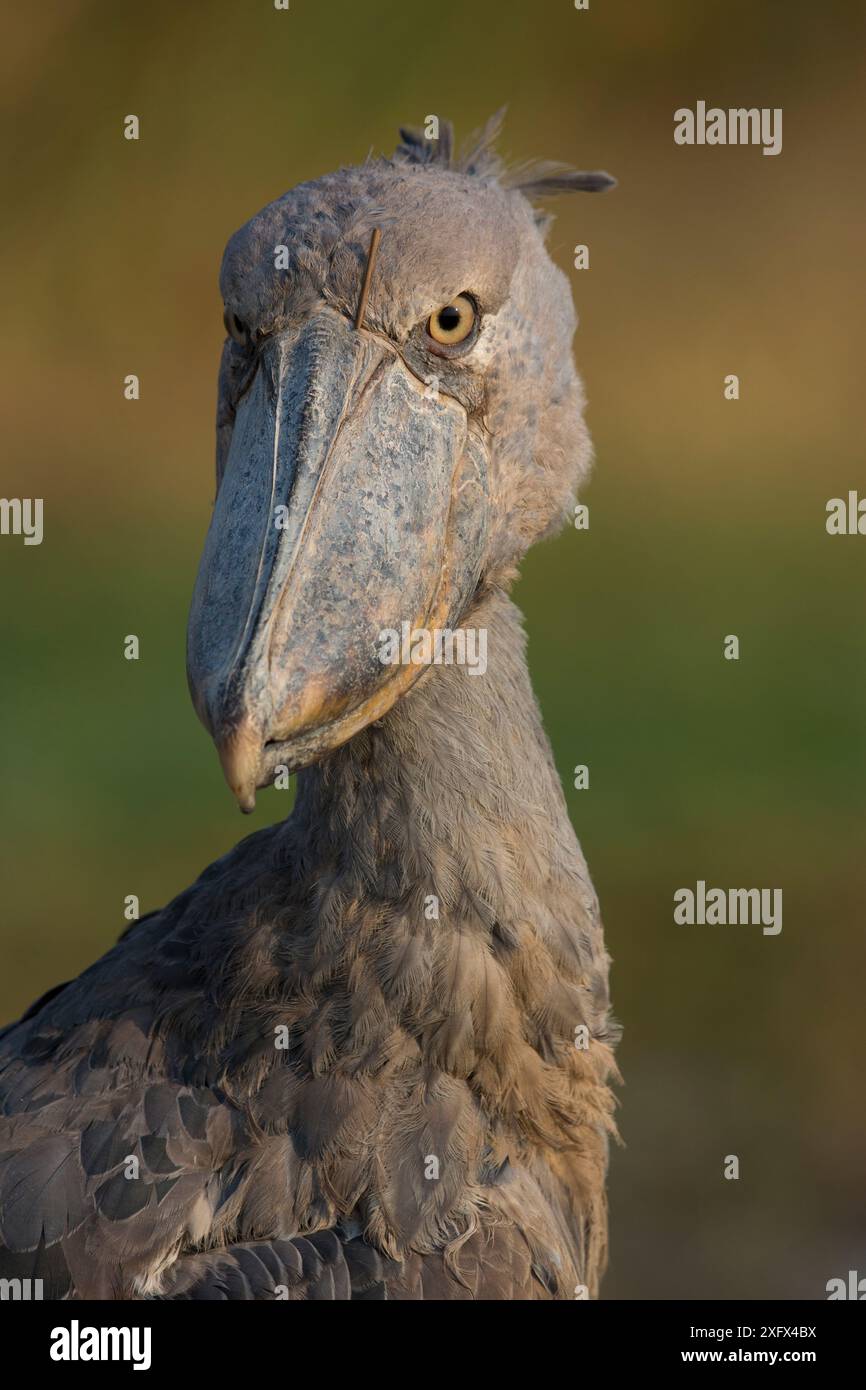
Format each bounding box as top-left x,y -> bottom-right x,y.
1,0 -> 864,1299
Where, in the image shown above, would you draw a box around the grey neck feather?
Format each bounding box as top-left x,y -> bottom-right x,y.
262,586 -> 616,1270
288,588 -> 590,936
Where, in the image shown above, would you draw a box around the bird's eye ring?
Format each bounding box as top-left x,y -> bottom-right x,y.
223,307 -> 250,347
426,293 -> 477,349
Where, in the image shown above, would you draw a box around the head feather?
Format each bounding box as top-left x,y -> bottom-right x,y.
392,110 -> 615,202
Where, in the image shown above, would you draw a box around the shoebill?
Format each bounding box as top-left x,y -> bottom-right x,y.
0,115 -> 619,1300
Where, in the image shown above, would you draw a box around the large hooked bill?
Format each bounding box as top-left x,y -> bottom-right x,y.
187,308 -> 488,811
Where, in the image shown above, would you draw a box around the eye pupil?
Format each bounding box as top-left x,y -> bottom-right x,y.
427,293 -> 477,347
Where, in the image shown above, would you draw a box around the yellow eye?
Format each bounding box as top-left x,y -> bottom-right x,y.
426,293 -> 477,346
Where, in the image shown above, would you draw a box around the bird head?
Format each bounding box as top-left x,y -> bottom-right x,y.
186,113 -> 614,810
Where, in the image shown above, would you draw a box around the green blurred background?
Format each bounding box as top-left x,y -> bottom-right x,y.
1,0 -> 864,1299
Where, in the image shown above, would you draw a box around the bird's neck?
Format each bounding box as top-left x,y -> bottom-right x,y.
291,588 -> 584,926
268,587 -> 615,1268
285,587 -> 616,1094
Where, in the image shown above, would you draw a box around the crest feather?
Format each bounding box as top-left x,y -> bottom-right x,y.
392,112 -> 615,207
